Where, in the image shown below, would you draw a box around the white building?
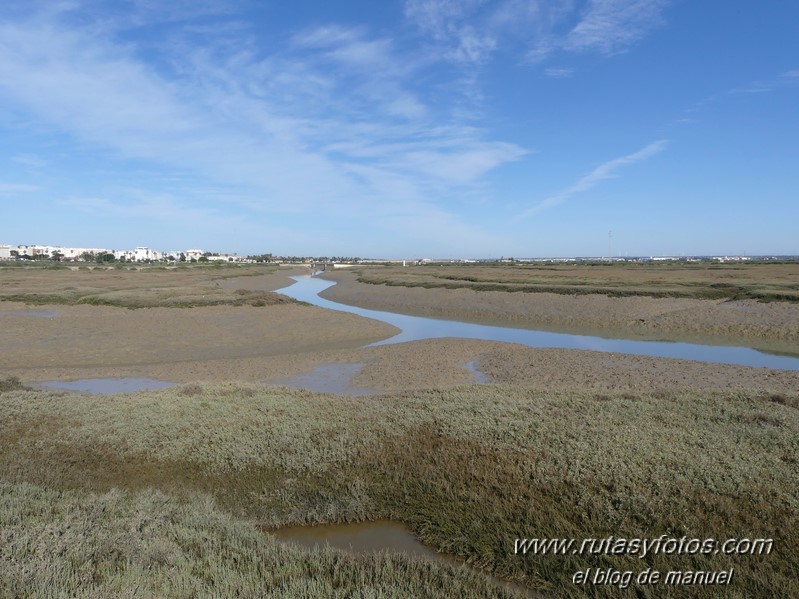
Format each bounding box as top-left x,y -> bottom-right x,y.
132,247 -> 163,261
0,243 -> 245,263
62,247 -> 112,260
207,253 -> 247,263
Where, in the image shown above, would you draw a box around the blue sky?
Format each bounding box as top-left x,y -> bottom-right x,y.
1,1 -> 797,258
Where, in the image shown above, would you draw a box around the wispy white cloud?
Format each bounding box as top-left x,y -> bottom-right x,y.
447,25 -> 497,64
0,3 -> 526,252
58,191 -> 243,226
682,70 -> 799,119
562,0 -> 669,55
520,140 -> 667,218
292,24 -> 397,71
406,0 -> 671,66
125,0 -> 239,27
527,0 -> 671,62
11,154 -> 48,168
0,182 -> 40,196
288,24 -> 428,119
405,0 -> 488,38
405,0 -> 497,64
380,140 -> 526,186
544,67 -> 574,78
728,81 -> 776,95
0,22 -> 202,150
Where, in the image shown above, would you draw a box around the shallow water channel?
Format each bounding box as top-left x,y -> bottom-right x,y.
268,363 -> 378,395
0,309 -> 57,318
277,276 -> 799,370
39,377 -> 176,394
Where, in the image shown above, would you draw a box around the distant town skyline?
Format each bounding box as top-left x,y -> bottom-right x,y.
0,243 -> 237,263
1,1 -> 797,258
3,241 -> 793,265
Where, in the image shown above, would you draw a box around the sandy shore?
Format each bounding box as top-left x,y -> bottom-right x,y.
2,266 -> 797,395
319,270 -> 799,354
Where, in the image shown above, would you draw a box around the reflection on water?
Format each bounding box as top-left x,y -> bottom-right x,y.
39,378 -> 176,394
272,520 -> 532,597
273,520 -> 443,558
277,276 -> 799,371
267,363 -> 378,396
0,309 -> 57,318
464,360 -> 490,383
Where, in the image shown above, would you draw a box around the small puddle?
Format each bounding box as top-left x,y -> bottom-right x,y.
0,309 -> 57,318
464,360 -> 490,383
272,520 -> 532,597
38,377 -> 176,394
273,520 -> 441,557
267,363 -> 378,396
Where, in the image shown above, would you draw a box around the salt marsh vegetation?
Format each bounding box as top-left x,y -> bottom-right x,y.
1,379 -> 796,597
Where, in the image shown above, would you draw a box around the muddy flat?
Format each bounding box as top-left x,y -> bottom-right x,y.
2,264 -> 798,394
319,269 -> 799,355
0,287 -> 795,396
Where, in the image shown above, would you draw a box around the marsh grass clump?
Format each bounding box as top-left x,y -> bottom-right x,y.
1,384 -> 797,597
0,376 -> 25,393
179,383 -> 205,397
73,288 -> 290,309
768,393 -> 799,409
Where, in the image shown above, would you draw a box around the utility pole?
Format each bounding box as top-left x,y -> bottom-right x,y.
607,230 -> 612,262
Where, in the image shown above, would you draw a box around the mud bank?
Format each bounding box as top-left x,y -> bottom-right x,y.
319,271 -> 799,355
